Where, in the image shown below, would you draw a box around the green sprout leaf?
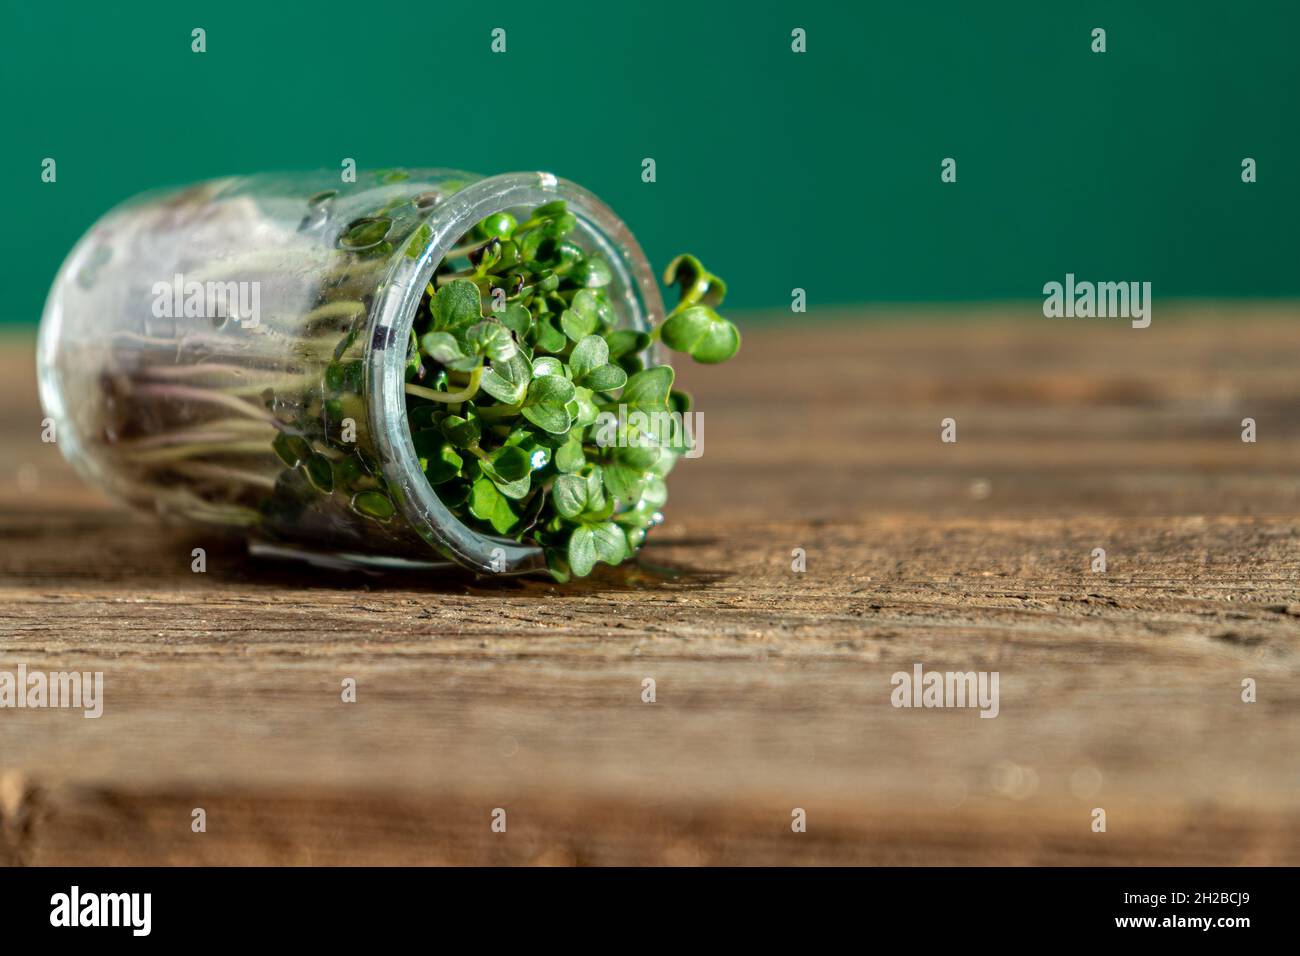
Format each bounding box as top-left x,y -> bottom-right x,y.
339,216 -> 393,251
605,329 -> 650,361
490,444 -> 532,482
663,253 -> 727,309
555,435 -> 586,473
571,385 -> 601,427
568,525 -> 598,577
404,222 -> 432,259
531,355 -> 566,378
551,474 -> 588,518
421,331 -> 475,371
499,302 -> 532,339
571,257 -> 613,288
520,374 -> 575,434
480,458 -> 531,499
479,352 -> 532,405
583,465 -> 607,513
423,443 -> 464,485
658,305 -> 741,364
568,521 -> 626,577
582,363 -> 626,391
468,476 -> 518,534
432,279 -> 482,331
272,432 -> 312,468
602,461 -> 644,502
351,490 -> 395,521
567,335 -> 607,381
620,365 -> 674,412
560,302 -> 598,342
616,429 -> 661,471
591,521 -> 627,564
534,315 -> 568,353
375,207 -> 742,580
477,211 -> 517,241
465,320 -> 517,364
305,453 -> 334,492
440,413 -> 481,448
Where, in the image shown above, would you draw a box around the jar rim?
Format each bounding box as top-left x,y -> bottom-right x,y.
365,171 -> 665,575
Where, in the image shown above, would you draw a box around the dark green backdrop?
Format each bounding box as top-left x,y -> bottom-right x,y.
3,0 -> 1297,322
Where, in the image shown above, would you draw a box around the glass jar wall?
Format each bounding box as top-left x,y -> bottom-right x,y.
36,169 -> 663,573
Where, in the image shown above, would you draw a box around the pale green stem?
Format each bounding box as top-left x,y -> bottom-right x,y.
141,364 -> 317,397
302,300 -> 366,325
170,461 -> 278,491
112,422 -> 274,450
129,383 -> 283,426
111,330 -> 342,364
124,440 -> 272,463
150,488 -> 263,527
476,402 -> 522,420
405,366 -> 483,404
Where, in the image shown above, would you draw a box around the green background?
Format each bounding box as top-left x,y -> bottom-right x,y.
2,0 -> 1297,322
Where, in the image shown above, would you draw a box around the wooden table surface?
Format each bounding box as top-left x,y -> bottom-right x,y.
1,305 -> 1298,865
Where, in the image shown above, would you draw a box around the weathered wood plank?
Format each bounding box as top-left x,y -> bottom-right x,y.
1,309 -> 1297,865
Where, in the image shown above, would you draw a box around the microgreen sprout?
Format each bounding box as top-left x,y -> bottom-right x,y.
400,201 -> 740,579
99,182 -> 738,581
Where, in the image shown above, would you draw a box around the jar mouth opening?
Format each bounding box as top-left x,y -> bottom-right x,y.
366,172 -> 665,575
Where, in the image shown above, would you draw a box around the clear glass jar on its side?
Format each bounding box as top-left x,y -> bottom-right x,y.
36,169 -> 665,574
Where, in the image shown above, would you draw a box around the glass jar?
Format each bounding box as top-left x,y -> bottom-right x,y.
37,169 -> 665,574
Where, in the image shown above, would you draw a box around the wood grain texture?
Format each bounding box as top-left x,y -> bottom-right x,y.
1,306 -> 1298,865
